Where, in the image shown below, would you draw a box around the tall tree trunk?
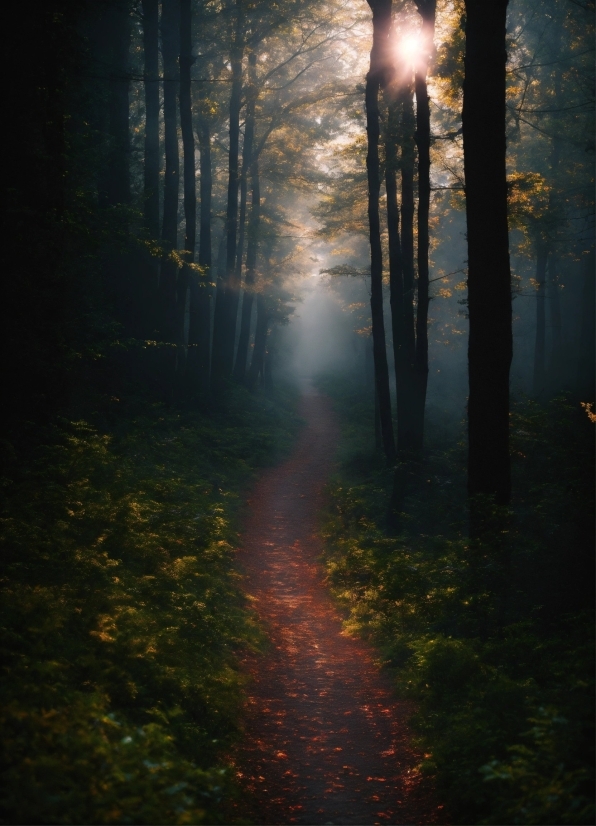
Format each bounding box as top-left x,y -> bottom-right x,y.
99,2 -> 135,338
212,231 -> 227,379
576,246 -> 595,399
141,0 -> 160,340
547,253 -> 564,389
247,293 -> 268,391
532,244 -> 548,397
159,0 -> 180,347
546,19 -> 564,394
188,103 -> 213,394
175,0 -> 196,382
463,0 -> 512,512
412,0 -> 436,454
233,52 -> 258,383
365,0 -> 396,464
212,0 -> 244,387
142,0 -> 160,238
397,81 -> 417,454
385,114 -> 408,455
105,4 -> 132,207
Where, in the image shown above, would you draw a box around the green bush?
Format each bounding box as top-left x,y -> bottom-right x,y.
319,378 -> 595,825
0,386 -> 300,824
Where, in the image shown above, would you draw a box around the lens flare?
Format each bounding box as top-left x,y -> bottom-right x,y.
398,33 -> 421,65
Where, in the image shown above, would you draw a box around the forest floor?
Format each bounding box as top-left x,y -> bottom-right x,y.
228,382 -> 445,825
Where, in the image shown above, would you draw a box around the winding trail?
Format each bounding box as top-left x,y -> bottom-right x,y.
231,384 -> 444,825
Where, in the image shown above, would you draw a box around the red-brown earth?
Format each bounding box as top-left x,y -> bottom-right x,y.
229,384 -> 444,825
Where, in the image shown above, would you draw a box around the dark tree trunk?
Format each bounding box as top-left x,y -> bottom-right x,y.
546,21 -> 564,393
159,0 -> 180,346
577,246 -> 595,399
233,52 -> 258,383
412,0 -> 436,454
385,127 -> 408,455
397,82 -> 417,454
212,231 -> 227,379
212,0 -> 244,386
188,103 -> 213,394
142,0 -> 160,238
105,4 -> 132,207
247,293 -> 268,391
463,0 -> 512,510
365,0 -> 396,464
141,0 -> 160,340
175,0 -> 195,380
547,253 -> 564,389
98,2 -> 136,339
532,245 -> 548,397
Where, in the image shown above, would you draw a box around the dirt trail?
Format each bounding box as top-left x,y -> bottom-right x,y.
231,384 -> 443,825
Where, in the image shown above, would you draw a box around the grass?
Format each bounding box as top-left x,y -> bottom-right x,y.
317,374 -> 595,825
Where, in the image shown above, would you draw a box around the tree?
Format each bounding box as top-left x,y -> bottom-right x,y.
462,0 -> 512,513
159,0 -> 181,356
211,0 -> 244,388
412,0 -> 436,453
188,89 -> 214,396
365,0 -> 396,464
177,0 -> 197,385
142,0 -> 160,240
234,51 -> 260,383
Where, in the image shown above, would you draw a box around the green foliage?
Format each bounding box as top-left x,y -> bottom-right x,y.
319,377 -> 594,825
0,387 -> 300,824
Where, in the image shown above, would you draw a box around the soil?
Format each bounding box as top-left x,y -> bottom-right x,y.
230,384 -> 445,825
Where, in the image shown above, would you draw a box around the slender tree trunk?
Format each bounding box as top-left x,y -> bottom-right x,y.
547,253 -> 564,389
463,0 -> 512,511
247,293 -> 268,391
576,247 -> 595,400
374,384 -> 382,451
175,0 -> 196,384
412,0 -> 436,454
159,0 -> 180,347
188,104 -> 212,394
399,83 -> 417,453
233,160 -> 259,383
385,127 -> 408,454
546,21 -> 564,394
142,0 -> 160,238
264,332 -> 273,390
365,0 -> 396,464
212,0 -> 244,387
105,5 -> 132,207
231,54 -> 256,381
212,231 -> 227,378
141,0 -> 160,340
532,244 -> 548,398
99,2 -> 135,339
233,52 -> 258,382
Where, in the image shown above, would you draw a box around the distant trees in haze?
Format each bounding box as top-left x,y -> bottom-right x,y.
2,0 -> 593,515
20,0 -> 346,414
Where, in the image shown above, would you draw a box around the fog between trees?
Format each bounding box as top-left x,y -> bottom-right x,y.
1,0 -> 594,823
4,0 -> 593,461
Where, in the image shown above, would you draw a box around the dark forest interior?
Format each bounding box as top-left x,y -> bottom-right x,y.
1,0 -> 594,823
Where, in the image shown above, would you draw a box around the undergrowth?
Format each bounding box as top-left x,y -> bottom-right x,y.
318,375 -> 594,825
0,384 -> 300,824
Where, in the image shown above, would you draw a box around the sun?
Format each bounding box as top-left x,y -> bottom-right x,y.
398,33 -> 421,66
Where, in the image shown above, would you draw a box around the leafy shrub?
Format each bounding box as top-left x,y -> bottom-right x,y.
320,379 -> 594,825
0,387 -> 300,824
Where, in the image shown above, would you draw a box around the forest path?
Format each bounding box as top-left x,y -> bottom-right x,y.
231,383 -> 443,825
